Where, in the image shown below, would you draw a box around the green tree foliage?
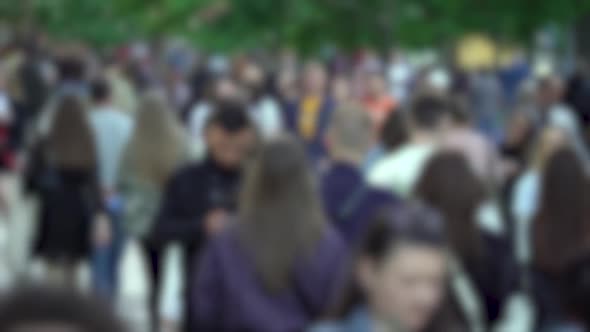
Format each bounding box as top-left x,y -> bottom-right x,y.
0,0 -> 588,51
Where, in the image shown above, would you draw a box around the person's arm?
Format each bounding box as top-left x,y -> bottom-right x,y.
150,171 -> 205,245
192,241 -> 223,330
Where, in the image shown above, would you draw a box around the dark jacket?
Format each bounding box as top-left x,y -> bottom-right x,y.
448,233 -> 518,329
34,167 -> 102,261
320,162 -> 397,244
151,157 -> 241,250
192,226 -> 347,332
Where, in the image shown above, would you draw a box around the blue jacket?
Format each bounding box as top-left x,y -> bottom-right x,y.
321,162 -> 398,245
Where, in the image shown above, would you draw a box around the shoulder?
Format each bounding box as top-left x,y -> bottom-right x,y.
367,152 -> 401,185
302,225 -> 346,270
167,162 -> 207,185
307,322 -> 346,332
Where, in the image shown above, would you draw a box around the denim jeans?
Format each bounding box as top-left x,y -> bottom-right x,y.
92,195 -> 126,299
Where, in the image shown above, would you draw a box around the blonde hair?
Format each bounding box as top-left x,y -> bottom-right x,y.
124,91 -> 186,186
328,105 -> 372,162
238,135 -> 325,291
530,127 -> 568,170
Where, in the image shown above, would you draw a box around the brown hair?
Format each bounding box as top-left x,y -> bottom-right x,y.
124,91 -> 186,186
414,151 -> 486,263
533,148 -> 590,275
47,96 -> 96,169
238,135 -> 325,292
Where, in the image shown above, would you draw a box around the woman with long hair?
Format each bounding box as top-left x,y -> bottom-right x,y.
192,135 -> 346,332
33,95 -> 103,285
532,148 -> 590,327
120,91 -> 187,238
414,151 -> 517,329
310,203 -> 450,332
118,91 -> 188,331
511,127 -> 568,264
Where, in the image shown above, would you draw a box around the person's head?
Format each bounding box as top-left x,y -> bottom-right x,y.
536,76 -> 565,110
353,203 -> 448,331
533,148 -> 590,275
0,287 -> 127,332
240,62 -> 266,102
447,97 -> 472,128
327,105 -> 372,164
560,254 -> 590,329
529,127 -> 568,169
238,135 -> 325,292
90,78 -> 111,105
414,152 -> 486,264
205,101 -> 257,170
277,68 -> 298,101
125,91 -> 186,186
302,61 -> 327,95
407,94 -> 452,139
207,75 -> 240,103
380,110 -> 408,152
57,55 -> 86,83
48,95 -> 96,169
366,72 -> 388,98
331,74 -> 352,104
504,110 -> 534,149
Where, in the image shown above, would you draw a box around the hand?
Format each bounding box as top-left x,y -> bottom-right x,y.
204,209 -> 229,236
92,213 -> 112,247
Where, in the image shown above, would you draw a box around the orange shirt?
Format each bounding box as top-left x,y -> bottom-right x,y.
364,96 -> 397,136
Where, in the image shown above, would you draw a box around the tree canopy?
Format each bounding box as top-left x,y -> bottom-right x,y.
1,0 -> 588,51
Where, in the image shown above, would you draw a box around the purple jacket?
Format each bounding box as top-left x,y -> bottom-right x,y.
192,225 -> 347,332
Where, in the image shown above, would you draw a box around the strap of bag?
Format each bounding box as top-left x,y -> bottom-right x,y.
448,255 -> 486,332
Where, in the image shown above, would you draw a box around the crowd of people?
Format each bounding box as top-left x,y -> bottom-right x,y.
0,33 -> 589,332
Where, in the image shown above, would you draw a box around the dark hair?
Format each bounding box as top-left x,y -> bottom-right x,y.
47,95 -> 97,168
533,148 -> 590,274
57,56 -> 85,82
331,203 -> 447,323
0,287 -> 127,332
91,78 -> 111,103
380,110 -> 408,151
238,135 -> 325,292
363,203 -> 447,263
560,254 -> 590,329
206,100 -> 253,133
409,95 -> 451,130
448,97 -> 472,125
414,152 -> 486,263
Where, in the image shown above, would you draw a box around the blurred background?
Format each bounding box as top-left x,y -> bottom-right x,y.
0,1 -> 590,332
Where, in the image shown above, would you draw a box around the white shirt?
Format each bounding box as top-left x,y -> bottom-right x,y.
90,106 -> 133,190
368,143 -> 435,198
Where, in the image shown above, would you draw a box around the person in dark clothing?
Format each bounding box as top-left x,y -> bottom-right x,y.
193,135 -> 346,332
553,254 -> 590,332
321,105 -> 398,245
151,100 -> 257,330
18,41 -> 51,138
284,61 -> 335,165
0,286 -> 127,332
532,148 -> 590,329
152,100 -> 258,253
32,96 -> 104,285
414,152 -> 517,329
